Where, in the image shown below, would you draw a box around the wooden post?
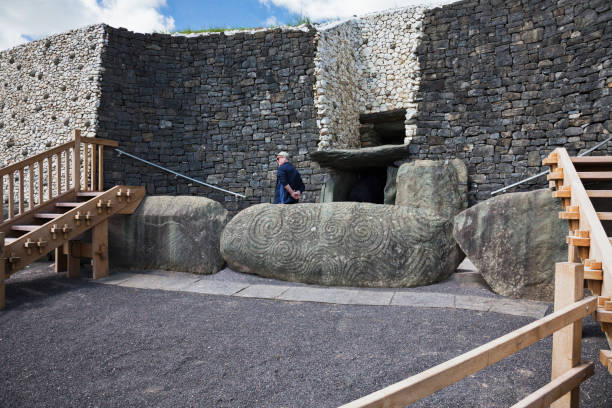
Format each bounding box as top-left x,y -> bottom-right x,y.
8,170 -> 14,219
92,219 -> 109,279
0,232 -> 5,310
47,156 -> 52,200
551,262 -> 584,408
54,243 -> 68,273
72,129 -> 81,192
38,161 -> 43,205
67,240 -> 80,278
98,145 -> 104,191
18,168 -> 24,214
28,165 -> 34,210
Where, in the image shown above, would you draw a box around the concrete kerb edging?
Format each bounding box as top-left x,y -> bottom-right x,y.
94,271 -> 550,319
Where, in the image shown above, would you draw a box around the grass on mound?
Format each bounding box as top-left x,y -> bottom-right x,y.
174,16 -> 311,35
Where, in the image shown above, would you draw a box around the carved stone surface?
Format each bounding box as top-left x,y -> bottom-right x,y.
453,189 -> 567,301
221,202 -> 462,287
396,159 -> 468,219
109,196 -> 228,274
310,144 -> 411,170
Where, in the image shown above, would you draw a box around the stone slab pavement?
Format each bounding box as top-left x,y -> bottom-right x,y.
94,264 -> 551,319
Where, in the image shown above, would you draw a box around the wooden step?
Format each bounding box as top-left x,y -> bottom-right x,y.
77,191 -> 104,197
586,190 -> 612,198
597,212 -> 612,221
11,225 -> 40,232
577,171 -> 612,180
34,213 -> 61,219
571,156 -> 612,164
55,202 -> 81,208
584,268 -> 603,280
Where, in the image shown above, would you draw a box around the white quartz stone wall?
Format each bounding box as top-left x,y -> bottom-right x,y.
0,25 -> 105,167
314,7 -> 427,150
313,21 -> 362,150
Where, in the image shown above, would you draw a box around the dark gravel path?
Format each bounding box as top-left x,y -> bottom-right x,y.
0,271 -> 610,408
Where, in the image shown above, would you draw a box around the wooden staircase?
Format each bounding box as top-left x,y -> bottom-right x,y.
543,148 -> 612,374
0,129 -> 145,309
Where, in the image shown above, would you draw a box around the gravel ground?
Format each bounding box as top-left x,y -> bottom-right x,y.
0,265 -> 610,408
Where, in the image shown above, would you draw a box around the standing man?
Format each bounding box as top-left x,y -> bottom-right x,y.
274,151 -> 305,204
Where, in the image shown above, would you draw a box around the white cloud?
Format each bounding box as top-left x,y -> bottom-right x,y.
0,0 -> 175,51
265,15 -> 280,27
259,0 -> 455,21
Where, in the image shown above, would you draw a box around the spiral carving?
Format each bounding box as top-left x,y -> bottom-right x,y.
220,202 -> 460,287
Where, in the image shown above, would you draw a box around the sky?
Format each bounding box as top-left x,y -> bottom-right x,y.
0,0 -> 456,51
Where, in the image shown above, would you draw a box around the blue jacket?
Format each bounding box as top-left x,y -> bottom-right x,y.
274,162 -> 305,204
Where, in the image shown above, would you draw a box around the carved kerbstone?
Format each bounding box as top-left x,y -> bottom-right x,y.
221,202 -> 462,287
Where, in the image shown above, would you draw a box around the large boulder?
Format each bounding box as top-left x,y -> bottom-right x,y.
221,202 -> 463,287
396,159 -> 468,219
109,196 -> 228,274
453,189 -> 567,301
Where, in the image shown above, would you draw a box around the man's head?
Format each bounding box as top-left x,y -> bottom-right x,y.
276,151 -> 289,165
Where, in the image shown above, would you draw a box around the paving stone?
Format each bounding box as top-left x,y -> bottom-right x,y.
116,274 -> 199,291
390,292 -> 455,308
183,280 -> 249,296
234,284 -> 292,299
278,287 -> 394,306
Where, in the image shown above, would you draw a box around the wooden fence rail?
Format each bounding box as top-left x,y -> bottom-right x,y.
0,130 -> 118,223
339,296 -> 597,408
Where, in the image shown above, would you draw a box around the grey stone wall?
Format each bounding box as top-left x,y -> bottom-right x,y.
98,26 -> 321,214
410,0 -> 612,203
0,25 -> 104,166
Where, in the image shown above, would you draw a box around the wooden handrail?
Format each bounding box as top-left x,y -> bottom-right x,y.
0,129 -> 117,222
0,141 -> 74,178
554,148 -> 612,300
339,296 -> 597,408
510,362 -> 594,408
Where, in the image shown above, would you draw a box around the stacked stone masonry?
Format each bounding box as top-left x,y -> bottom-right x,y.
0,0 -> 610,212
98,26 -> 321,213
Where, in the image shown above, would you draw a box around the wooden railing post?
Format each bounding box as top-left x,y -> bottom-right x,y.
98,145 -> 104,191
72,129 -> 81,192
551,262 -> 584,408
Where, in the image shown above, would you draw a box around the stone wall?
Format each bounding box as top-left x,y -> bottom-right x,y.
98,26 -> 322,213
409,0 -> 612,202
314,8 -> 426,149
0,25 -> 104,166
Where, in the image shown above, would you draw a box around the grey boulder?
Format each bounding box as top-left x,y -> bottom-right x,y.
453,189 -> 567,301
109,195 -> 228,274
396,159 -> 468,219
221,202 -> 462,287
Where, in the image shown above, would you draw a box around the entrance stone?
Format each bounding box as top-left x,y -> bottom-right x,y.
220,202 -> 462,287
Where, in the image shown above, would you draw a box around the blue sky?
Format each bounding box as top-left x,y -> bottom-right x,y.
165,0 -> 300,31
0,0 -> 455,51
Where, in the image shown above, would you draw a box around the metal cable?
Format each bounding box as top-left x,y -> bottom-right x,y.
115,148 -> 246,198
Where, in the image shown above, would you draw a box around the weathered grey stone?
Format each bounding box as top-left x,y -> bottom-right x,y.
319,171 -> 359,202
396,159 -> 468,220
310,144 -> 411,170
109,196 -> 228,274
453,189 -> 567,301
384,166 -> 399,204
221,202 -> 462,287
